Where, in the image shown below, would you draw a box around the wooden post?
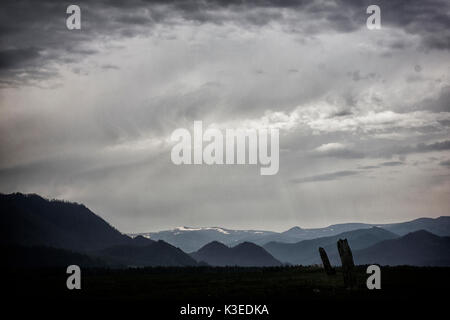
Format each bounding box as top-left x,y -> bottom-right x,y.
337,239 -> 356,288
318,247 -> 335,275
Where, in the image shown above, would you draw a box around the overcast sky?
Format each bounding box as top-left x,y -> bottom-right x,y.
0,0 -> 449,232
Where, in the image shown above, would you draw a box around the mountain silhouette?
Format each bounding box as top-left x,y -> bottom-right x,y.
191,241 -> 282,266
0,193 -> 130,251
354,230 -> 450,266
264,227 -> 398,265
382,217 -> 450,237
135,227 -> 277,253
97,240 -> 198,267
281,226 -> 304,237
135,216 -> 450,252
0,193 -> 198,267
2,192 -> 449,268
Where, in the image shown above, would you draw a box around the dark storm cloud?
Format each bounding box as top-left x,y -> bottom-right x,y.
0,47 -> 41,70
359,165 -> 379,170
100,64 -> 120,70
1,0 -> 449,86
291,170 -> 359,184
408,140 -> 450,153
348,70 -> 377,82
313,139 -> 450,164
140,0 -> 450,49
380,161 -> 403,167
0,0 -> 160,86
331,109 -> 353,117
345,0 -> 450,49
425,87 -> 450,113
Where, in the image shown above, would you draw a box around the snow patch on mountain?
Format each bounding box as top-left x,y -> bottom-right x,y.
175,226 -> 230,234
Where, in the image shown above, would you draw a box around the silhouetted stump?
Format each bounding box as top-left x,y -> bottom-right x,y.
337,239 -> 356,288
318,247 -> 335,275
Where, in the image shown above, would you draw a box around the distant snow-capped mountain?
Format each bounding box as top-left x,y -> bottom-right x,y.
130,216 -> 450,252
174,226 -> 231,234
130,227 -> 276,252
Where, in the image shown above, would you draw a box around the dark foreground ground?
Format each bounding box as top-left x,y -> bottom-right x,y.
4,266 -> 449,318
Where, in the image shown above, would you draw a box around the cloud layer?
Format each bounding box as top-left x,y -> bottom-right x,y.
0,0 -> 449,232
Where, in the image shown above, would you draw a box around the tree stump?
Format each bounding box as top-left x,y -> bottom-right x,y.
337,239 -> 356,288
318,247 -> 336,275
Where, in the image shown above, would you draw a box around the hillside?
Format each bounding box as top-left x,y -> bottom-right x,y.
191,241 -> 282,267
0,193 -> 130,252
97,240 -> 198,267
0,193 -> 198,267
354,230 -> 450,266
381,217 -> 450,237
264,227 -> 398,265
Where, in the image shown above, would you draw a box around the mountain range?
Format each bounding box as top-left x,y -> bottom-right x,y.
265,228 -> 450,267
132,227 -> 277,253
132,216 -> 450,252
264,227 -> 399,265
1,192 -> 449,267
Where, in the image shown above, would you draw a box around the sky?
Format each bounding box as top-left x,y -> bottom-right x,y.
0,0 -> 449,233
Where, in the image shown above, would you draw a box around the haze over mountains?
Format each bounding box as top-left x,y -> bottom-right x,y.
264,227 -> 399,265
1,193 -> 449,268
133,217 -> 450,252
